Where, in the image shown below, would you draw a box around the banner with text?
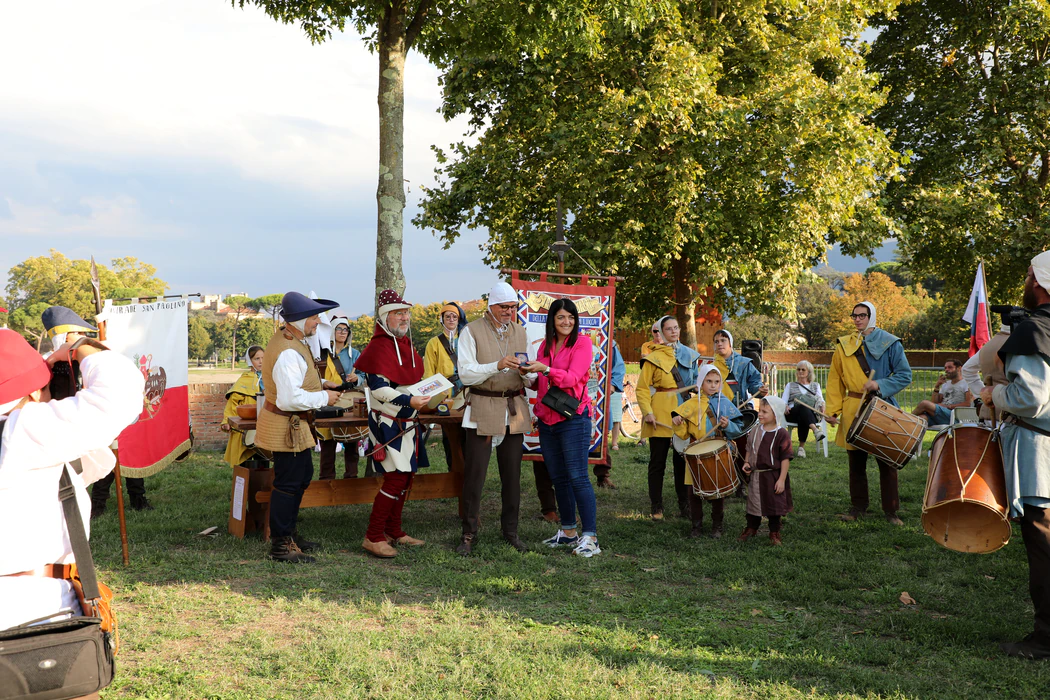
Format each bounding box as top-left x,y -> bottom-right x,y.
97,299 -> 191,477
509,272 -> 617,463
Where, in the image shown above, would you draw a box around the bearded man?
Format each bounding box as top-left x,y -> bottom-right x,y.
354,289 -> 431,558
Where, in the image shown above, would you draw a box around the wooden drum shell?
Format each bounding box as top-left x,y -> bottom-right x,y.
846,396 -> 926,468
684,440 -> 738,500
922,425 -> 1010,554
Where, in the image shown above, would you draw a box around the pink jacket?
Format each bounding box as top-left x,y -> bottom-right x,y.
533,336 -> 593,425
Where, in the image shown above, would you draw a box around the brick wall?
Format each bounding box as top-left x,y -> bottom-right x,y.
765,350 -> 967,368
189,382 -> 231,451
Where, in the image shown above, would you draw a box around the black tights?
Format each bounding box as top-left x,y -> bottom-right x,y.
785,404 -> 818,444
746,513 -> 782,532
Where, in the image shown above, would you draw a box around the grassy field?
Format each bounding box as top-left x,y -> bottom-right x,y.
91,437 -> 1049,699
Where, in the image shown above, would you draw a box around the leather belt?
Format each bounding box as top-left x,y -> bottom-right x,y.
469,387 -> 524,417
264,400 -> 312,419
4,564 -> 73,579
847,391 -> 864,399
1003,412 -> 1050,438
470,388 -> 524,399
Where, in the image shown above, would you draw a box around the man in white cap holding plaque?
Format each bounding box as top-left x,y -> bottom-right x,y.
981,251 -> 1050,660
455,282 -> 536,555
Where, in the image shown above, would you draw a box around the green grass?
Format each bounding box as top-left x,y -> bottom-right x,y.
91,438 -> 1049,699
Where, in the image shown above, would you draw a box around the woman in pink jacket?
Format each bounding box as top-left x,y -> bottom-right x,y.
524,298 -> 601,557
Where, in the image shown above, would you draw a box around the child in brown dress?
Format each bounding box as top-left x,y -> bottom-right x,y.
740,396 -> 793,545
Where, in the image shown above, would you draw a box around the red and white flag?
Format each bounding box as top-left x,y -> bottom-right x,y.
97,298 -> 190,476
962,263 -> 991,357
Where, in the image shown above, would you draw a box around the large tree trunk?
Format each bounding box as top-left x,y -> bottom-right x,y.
375,11 -> 408,310
672,255 -> 697,349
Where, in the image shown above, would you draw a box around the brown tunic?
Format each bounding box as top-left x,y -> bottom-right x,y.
978,331 -> 1010,421
255,329 -> 323,452
465,317 -> 529,436
745,426 -> 794,517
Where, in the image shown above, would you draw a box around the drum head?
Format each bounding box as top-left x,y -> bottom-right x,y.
672,434 -> 691,454
685,439 -> 728,456
738,409 -> 759,434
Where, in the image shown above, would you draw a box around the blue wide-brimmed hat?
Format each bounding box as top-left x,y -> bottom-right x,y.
280,292 -> 339,322
41,305 -> 97,340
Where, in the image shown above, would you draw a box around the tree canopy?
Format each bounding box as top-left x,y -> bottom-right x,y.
417,1 -> 902,345
869,0 -> 1050,305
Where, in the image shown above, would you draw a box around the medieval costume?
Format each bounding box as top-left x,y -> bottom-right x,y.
456,282 -> 534,555
222,346 -> 268,468
991,251 -> 1050,659
740,396 -> 793,545
424,301 -> 467,471
256,291 -> 339,563
637,341 -> 688,518
672,364 -> 747,538
825,301 -> 912,523
354,289 -> 428,558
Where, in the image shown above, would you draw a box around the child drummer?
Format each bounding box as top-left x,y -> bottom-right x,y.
672,364 -> 748,539
740,396 -> 794,546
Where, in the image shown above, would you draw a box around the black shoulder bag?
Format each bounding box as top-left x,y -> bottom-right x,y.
538,344 -> 581,419
0,459 -> 116,700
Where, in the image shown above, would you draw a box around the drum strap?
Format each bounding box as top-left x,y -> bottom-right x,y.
853,345 -> 872,377
1004,413 -> 1050,438
439,333 -> 459,368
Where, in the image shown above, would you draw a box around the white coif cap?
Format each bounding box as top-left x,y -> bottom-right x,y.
488,282 -> 517,306
1032,250 -> 1050,294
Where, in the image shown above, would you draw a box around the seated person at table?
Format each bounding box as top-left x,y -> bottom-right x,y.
221,345 -> 270,469
672,364 -> 747,540
912,358 -> 972,425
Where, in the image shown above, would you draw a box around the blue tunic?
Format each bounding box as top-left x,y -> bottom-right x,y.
366,372 -> 429,473
609,342 -> 626,393
861,329 -> 912,407
992,353 -> 1050,517
723,352 -> 763,405
337,346 -> 365,389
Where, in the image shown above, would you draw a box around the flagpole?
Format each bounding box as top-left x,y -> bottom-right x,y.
980,259 -> 991,337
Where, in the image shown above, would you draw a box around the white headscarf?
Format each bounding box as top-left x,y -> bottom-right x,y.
243,345 -> 263,367
1032,250 -> 1050,293
715,329 -> 734,347
696,362 -> 721,395
763,396 -> 788,430
306,291 -> 334,361
858,301 -> 877,330
487,282 -> 517,307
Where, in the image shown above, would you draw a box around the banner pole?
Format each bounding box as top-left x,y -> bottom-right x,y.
980,260 -> 991,342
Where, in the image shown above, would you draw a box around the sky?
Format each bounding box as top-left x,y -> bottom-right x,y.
0,1 -> 892,317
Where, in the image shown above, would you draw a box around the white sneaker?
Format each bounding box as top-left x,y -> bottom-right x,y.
797,446 -> 807,459
543,530 -> 579,548
572,535 -> 601,558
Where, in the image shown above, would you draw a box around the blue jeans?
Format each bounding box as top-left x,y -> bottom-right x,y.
538,412 -> 597,536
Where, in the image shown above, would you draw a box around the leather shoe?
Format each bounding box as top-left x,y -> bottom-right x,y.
539,511 -> 559,522
597,477 -> 617,490
394,534 -> 425,546
292,533 -> 320,552
688,523 -> 704,539
710,524 -> 724,540
769,532 -> 783,546
1000,633 -> 1050,660
651,511 -> 664,521
130,495 -> 153,511
737,527 -> 758,542
362,538 -> 398,558
885,513 -> 904,526
504,534 -> 528,552
838,508 -> 865,522
455,533 -> 476,556
269,536 -> 316,564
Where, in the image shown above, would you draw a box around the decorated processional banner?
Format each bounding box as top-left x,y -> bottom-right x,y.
97,298 -> 191,477
509,272 -> 617,463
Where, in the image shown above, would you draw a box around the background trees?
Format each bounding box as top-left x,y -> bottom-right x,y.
869,0 -> 1050,307
417,1 -> 901,347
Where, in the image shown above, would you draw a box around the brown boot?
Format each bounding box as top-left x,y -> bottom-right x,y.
710,520 -> 724,540
769,532 -> 783,546
362,538 -> 398,558
269,536 -> 316,564
838,508 -> 865,522
393,534 -> 425,546
885,513 -> 904,526
597,477 -> 617,490
737,527 -> 759,542
455,533 -> 476,556
540,511 -> 559,522
689,522 -> 704,539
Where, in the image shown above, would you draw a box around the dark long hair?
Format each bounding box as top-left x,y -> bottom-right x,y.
543,298 -> 580,356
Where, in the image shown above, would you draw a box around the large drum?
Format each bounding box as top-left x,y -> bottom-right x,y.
922,424 -> 1010,553
684,440 -> 739,500
846,396 -> 926,468
331,392 -> 369,442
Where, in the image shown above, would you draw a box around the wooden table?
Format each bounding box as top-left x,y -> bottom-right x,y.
225,413 -> 466,540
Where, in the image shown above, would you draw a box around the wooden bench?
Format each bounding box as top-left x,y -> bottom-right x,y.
225,413 -> 466,540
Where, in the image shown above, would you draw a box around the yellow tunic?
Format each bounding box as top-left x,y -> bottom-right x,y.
640,340 -> 660,358
671,395 -> 713,487
825,333 -> 868,450
423,334 -> 456,379
636,344 -> 678,438
223,371 -> 262,466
